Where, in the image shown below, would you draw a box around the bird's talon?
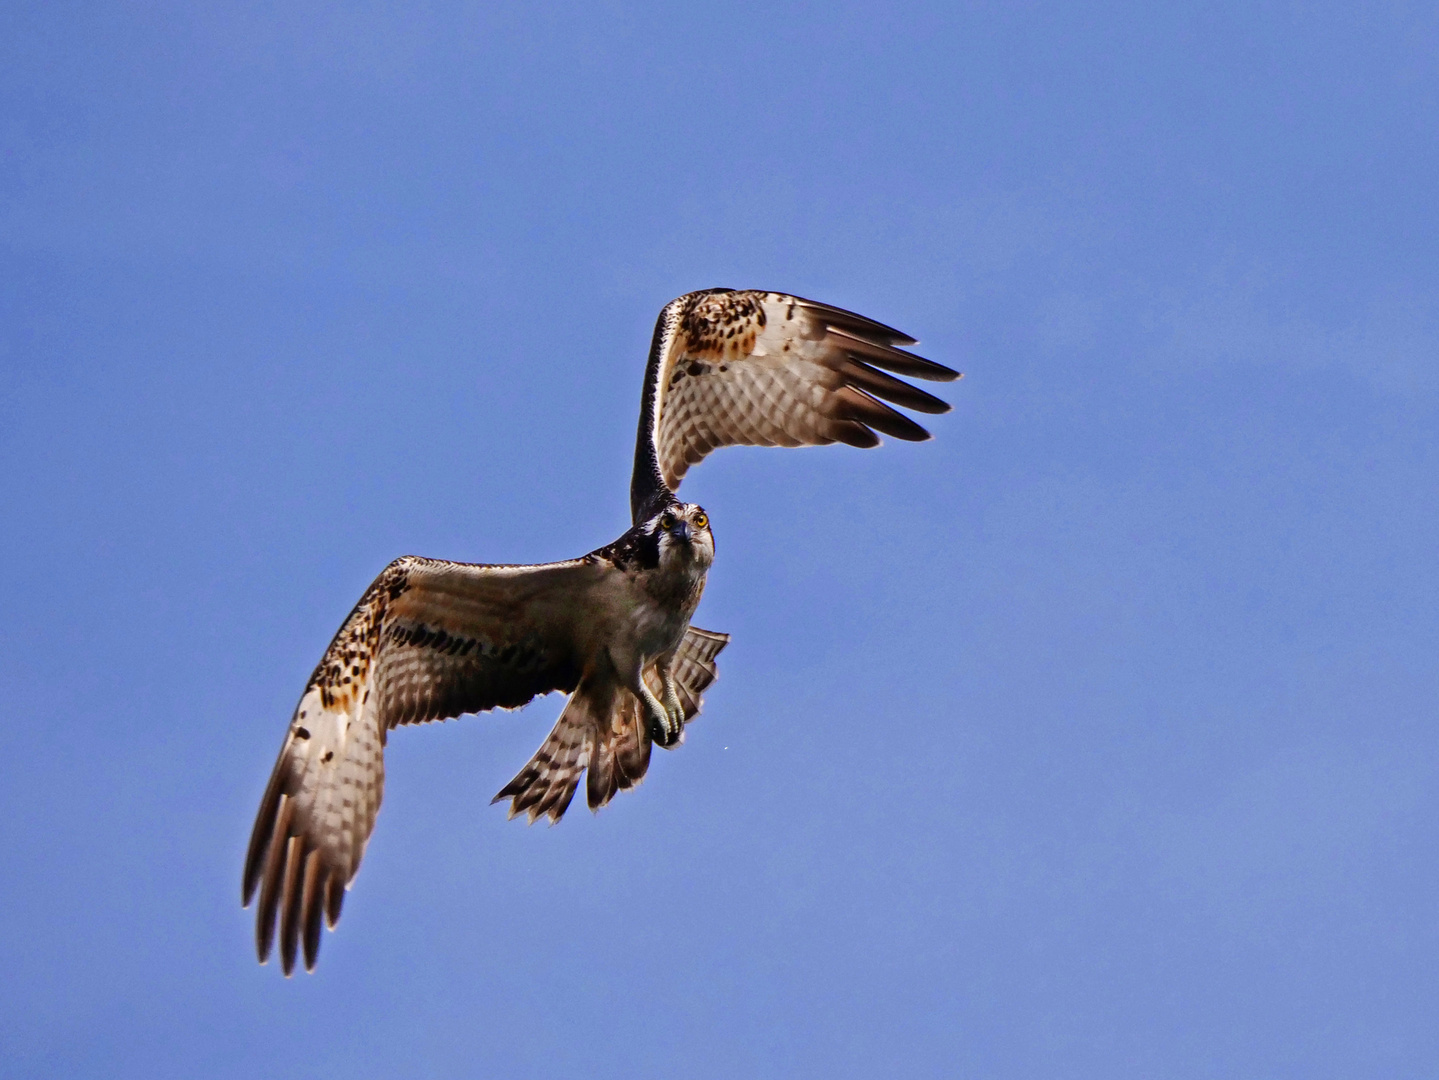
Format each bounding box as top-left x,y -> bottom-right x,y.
644,702 -> 672,746
660,688 -> 685,745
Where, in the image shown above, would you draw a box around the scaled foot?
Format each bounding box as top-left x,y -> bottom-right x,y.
640,680 -> 685,748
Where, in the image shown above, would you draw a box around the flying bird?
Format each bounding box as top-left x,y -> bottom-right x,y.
242,289 -> 959,974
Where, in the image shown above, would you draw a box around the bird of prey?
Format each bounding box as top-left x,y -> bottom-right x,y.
242,289 -> 959,974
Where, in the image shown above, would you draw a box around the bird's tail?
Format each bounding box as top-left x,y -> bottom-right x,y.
492,625 -> 729,823
655,625 -> 729,720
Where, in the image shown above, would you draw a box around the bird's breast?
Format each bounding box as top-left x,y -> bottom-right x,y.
622,560 -> 708,657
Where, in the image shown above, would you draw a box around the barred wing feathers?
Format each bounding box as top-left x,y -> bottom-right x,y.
242,554 -> 606,974
631,290 -> 960,520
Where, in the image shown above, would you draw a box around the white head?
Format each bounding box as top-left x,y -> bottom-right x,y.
646,501 -> 715,572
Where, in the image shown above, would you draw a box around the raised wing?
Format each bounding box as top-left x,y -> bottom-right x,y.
241,553 -> 609,974
630,290 -> 960,521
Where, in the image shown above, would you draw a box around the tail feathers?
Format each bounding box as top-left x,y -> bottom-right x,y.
492,680 -> 608,824
586,693 -> 650,811
493,625 -> 730,824
650,625 -> 728,722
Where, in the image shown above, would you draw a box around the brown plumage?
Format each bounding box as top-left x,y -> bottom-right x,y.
494,625 -> 729,822
630,290 -> 959,521
243,289 -> 956,974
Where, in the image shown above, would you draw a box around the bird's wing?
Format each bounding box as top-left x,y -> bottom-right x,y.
630,290 -> 960,520
242,553 -> 610,974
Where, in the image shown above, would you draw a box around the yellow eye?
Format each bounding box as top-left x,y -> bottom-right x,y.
693,511 -> 708,529
659,514 -> 676,531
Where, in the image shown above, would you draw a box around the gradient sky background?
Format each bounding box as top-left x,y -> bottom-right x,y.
3,3 -> 1438,1077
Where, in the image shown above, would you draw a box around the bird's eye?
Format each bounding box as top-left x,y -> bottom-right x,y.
659,514 -> 676,531
693,511 -> 708,529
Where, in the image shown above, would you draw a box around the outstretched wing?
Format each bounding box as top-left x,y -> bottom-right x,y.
242,553 -> 610,974
630,290 -> 960,520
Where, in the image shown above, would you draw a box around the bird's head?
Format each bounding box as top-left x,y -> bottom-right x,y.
645,501 -> 715,570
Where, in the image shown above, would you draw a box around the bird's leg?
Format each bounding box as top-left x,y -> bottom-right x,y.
656,656 -> 685,736
632,658 -> 685,748
634,678 -> 678,747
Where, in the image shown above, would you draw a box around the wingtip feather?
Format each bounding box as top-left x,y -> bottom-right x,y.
798,297 -> 919,346
253,794 -> 294,965
300,853 -> 324,972
325,875 -> 344,929
278,835 -> 304,976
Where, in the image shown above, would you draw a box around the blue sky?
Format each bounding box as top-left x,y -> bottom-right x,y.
3,2 -> 1437,1076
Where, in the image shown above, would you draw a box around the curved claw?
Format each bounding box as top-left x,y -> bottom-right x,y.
643,698 -> 684,748
664,690 -> 685,734
643,699 -> 671,747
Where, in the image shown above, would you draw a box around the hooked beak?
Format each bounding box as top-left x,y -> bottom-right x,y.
670,520 -> 692,544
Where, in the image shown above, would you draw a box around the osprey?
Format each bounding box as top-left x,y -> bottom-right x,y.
243,289 -> 959,974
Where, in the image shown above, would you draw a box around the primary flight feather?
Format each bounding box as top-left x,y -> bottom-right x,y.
243,289 -> 959,974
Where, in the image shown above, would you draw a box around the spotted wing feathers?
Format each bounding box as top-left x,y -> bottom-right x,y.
243,554 -> 606,973
242,682 -> 382,975
632,290 -> 959,519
